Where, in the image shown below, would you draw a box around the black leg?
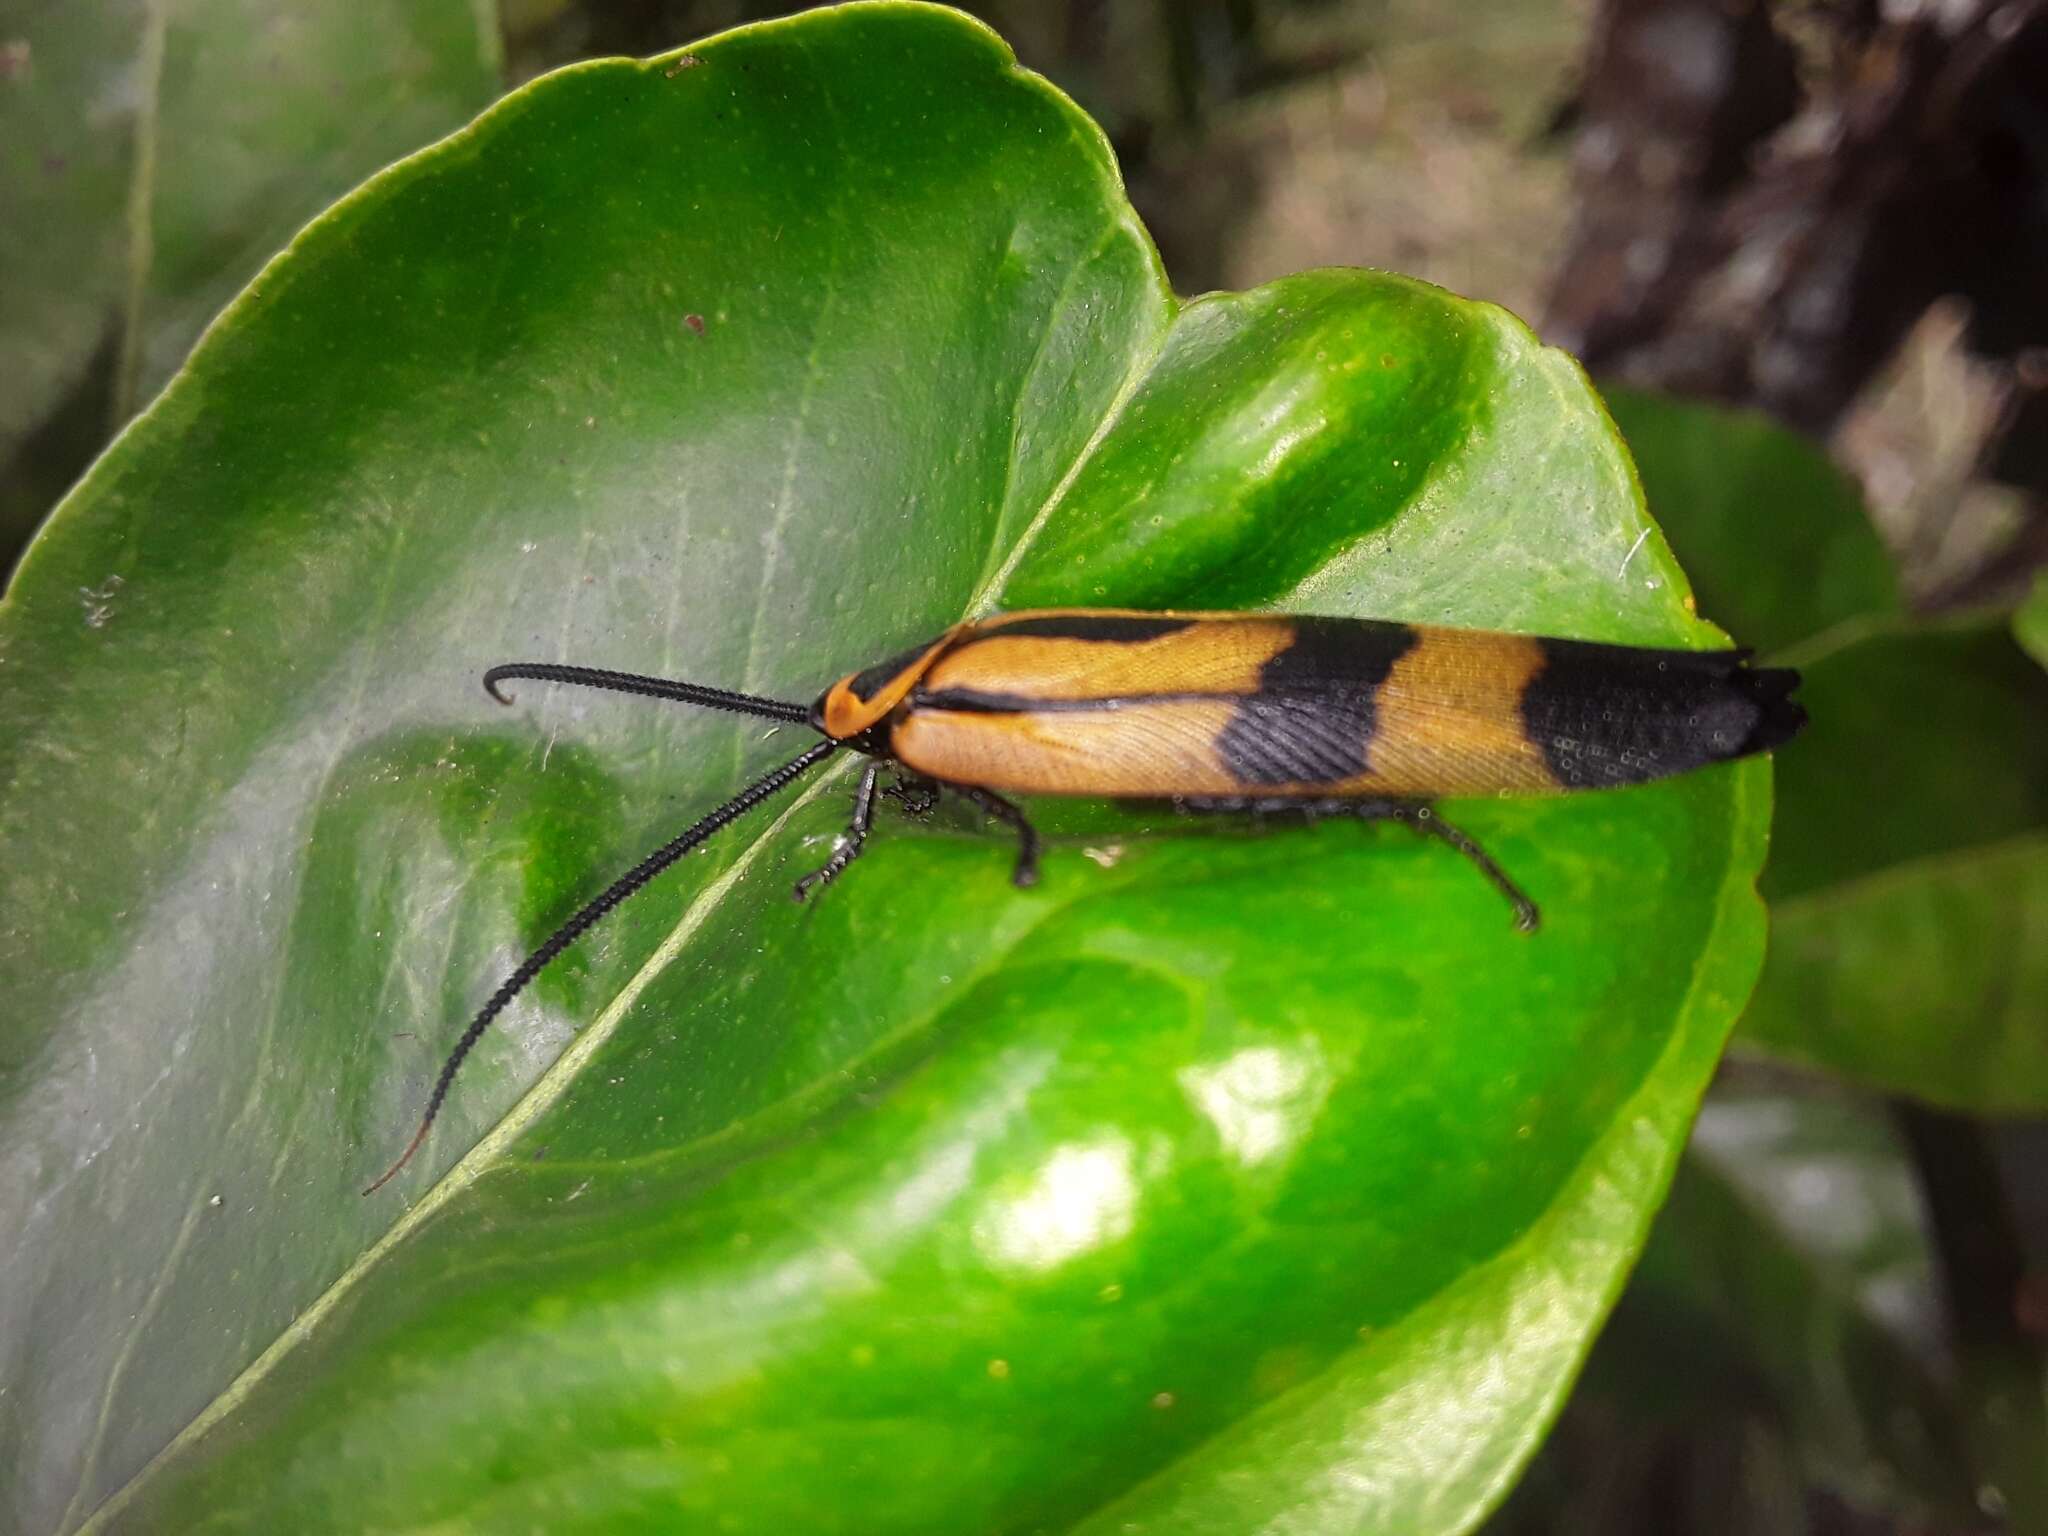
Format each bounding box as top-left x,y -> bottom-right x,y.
880,772 -> 941,817
1390,805 -> 1540,933
1174,795 -> 1539,932
794,761 -> 884,901
789,771 -> 1041,900
952,784 -> 1041,888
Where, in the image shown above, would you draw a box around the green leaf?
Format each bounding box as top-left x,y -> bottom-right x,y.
0,0 -> 502,562
1656,1086 -> 1970,1514
1611,392 -> 2048,1115
1743,836 -> 2048,1114
2017,568 -> 2048,670
1600,388 -> 1900,658
1762,624 -> 2048,903
1486,1079 -> 1976,1535
1745,627 -> 2048,1112
2,7 -> 1770,1533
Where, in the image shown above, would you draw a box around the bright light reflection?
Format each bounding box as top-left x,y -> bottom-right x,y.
975,1140 -> 1136,1272
1179,1044 -> 1325,1167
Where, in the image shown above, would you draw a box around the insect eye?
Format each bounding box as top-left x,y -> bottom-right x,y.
808,691 -> 832,734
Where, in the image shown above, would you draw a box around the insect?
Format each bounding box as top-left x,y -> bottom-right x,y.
364,608 -> 1803,1193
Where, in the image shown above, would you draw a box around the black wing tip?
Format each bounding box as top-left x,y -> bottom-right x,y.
1523,645 -> 1806,786
1735,664 -> 1806,756
1680,653 -> 1807,757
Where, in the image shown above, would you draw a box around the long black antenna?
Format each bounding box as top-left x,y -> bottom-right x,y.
483,662 -> 811,723
363,736 -> 840,1195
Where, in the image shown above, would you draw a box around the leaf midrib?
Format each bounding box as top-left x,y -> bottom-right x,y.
72,236 -> 1176,1536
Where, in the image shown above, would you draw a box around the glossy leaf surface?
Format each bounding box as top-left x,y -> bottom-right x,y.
1,8 -> 1769,1533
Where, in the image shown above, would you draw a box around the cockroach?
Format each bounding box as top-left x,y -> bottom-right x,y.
363,608 -> 1803,1193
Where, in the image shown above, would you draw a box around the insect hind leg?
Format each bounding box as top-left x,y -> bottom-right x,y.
1391,804 -> 1540,933
1174,795 -> 1539,932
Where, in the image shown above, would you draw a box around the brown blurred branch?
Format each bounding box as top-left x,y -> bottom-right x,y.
1546,0 -> 2048,597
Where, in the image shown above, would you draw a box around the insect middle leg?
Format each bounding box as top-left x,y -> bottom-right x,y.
879,772 -> 941,817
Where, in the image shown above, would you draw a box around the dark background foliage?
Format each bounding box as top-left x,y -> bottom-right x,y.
4,2 -> 2043,1533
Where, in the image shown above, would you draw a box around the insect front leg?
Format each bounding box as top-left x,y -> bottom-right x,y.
793,760 -> 884,901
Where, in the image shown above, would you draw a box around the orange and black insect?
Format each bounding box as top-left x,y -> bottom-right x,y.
364,609 -> 1803,1193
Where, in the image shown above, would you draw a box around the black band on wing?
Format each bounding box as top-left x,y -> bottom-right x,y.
1216,619 -> 1419,785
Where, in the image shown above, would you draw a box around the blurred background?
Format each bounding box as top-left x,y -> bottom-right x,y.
4,2 -> 2044,1531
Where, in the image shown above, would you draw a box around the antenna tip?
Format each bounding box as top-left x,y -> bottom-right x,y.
483,669 -> 516,706
362,1118 -> 432,1195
